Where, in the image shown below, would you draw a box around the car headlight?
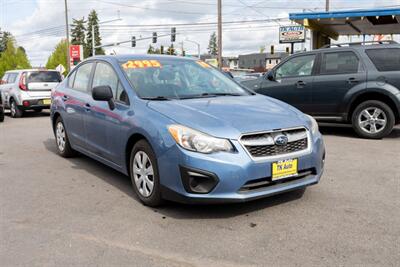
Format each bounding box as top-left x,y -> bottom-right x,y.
168,125 -> 234,154
306,115 -> 319,134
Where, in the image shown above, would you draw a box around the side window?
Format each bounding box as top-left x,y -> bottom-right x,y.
116,82 -> 130,105
73,63 -> 93,92
1,74 -> 9,84
7,73 -> 18,83
276,55 -> 315,79
67,70 -> 77,88
366,48 -> 400,72
320,51 -> 359,75
92,62 -> 118,98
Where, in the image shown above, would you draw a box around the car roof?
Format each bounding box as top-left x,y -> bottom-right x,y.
6,69 -> 58,73
89,54 -> 198,63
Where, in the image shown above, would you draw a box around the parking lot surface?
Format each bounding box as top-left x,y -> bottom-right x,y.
1,112 -> 399,266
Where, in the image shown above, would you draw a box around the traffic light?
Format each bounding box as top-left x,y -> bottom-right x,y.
131,36 -> 136,47
182,50 -> 185,56
270,45 -> 274,55
171,27 -> 176,42
152,32 -> 157,44
160,45 -> 164,54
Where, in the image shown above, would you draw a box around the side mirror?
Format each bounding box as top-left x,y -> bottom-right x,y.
266,71 -> 275,81
92,85 -> 115,110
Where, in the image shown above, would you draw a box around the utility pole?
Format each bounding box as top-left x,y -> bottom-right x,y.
325,0 -> 329,11
64,0 -> 70,72
217,0 -> 222,68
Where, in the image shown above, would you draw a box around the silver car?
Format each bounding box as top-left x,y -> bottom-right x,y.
0,69 -> 61,118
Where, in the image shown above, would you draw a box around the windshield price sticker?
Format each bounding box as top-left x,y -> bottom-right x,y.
122,60 -> 162,69
196,60 -> 211,68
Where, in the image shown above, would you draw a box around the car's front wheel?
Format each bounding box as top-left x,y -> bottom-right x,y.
130,140 -> 163,207
352,100 -> 395,139
10,99 -> 23,118
54,117 -> 76,157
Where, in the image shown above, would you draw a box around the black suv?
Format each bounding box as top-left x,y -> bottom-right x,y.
241,41 -> 400,139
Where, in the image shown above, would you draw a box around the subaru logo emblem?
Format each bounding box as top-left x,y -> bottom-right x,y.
274,135 -> 288,146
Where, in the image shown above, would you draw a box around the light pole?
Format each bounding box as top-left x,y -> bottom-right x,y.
92,17 -> 122,56
64,0 -> 70,72
217,0 -> 222,68
184,39 -> 200,59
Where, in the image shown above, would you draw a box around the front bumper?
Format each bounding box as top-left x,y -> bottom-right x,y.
158,132 -> 325,204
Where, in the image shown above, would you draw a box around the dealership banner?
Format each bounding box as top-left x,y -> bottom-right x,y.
279,25 -> 305,43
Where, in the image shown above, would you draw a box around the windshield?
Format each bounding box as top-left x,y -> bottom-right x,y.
120,58 -> 250,99
28,71 -> 62,83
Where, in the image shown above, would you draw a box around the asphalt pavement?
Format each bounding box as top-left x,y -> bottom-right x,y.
1,111 -> 399,266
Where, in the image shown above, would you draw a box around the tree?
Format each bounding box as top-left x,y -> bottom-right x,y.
45,39 -> 68,75
0,31 -> 12,53
167,44 -> 176,55
147,44 -> 156,54
207,32 -> 217,56
0,38 -> 31,78
71,17 -> 86,46
85,10 -> 104,57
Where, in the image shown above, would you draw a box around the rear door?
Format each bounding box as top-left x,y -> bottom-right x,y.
62,63 -> 94,150
257,53 -> 317,113
365,47 -> 400,89
26,71 -> 62,100
311,50 -> 366,116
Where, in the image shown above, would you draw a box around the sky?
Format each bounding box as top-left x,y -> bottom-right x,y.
1,0 -> 400,66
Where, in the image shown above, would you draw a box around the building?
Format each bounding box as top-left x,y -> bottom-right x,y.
238,52 -> 288,71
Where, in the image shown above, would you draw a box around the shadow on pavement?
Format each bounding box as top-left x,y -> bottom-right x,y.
319,123 -> 400,139
4,110 -> 50,118
43,138 -> 306,218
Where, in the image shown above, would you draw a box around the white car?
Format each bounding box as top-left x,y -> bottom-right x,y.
0,69 -> 62,118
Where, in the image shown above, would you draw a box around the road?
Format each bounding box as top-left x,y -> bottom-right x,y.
1,112 -> 399,266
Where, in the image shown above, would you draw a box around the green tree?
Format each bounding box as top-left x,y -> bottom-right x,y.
0,38 -> 31,78
207,32 -> 217,56
85,10 -> 104,57
0,31 -> 12,53
147,44 -> 155,54
45,39 -> 68,75
167,44 -> 176,55
71,17 -> 86,46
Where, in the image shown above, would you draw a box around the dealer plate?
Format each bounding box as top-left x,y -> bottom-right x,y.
42,99 -> 51,105
272,159 -> 298,181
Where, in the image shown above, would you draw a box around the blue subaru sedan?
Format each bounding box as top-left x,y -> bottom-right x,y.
51,55 -> 325,206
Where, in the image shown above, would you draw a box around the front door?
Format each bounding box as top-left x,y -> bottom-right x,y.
258,54 -> 317,113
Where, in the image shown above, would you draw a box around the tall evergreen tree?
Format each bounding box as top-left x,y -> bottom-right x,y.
147,44 -> 155,54
85,10 -> 104,57
45,39 -> 68,75
0,39 -> 31,78
71,17 -> 86,46
207,32 -> 218,56
0,31 -> 12,53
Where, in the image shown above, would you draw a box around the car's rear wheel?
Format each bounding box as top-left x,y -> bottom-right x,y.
10,99 -> 23,118
130,140 -> 163,207
0,107 -> 4,122
352,100 -> 395,139
54,116 -> 76,157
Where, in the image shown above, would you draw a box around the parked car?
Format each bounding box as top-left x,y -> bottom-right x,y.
241,42 -> 400,139
51,55 -> 325,206
0,69 -> 62,118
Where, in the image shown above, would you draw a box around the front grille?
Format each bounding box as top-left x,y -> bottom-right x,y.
240,128 -> 309,158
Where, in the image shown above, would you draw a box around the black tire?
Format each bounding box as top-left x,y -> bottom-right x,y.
10,99 -> 23,118
352,100 -> 395,139
54,116 -> 76,157
0,107 -> 4,122
129,140 -> 163,207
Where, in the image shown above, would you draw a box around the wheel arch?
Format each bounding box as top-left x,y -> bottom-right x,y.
347,91 -> 400,123
124,133 -> 150,175
52,112 -> 61,133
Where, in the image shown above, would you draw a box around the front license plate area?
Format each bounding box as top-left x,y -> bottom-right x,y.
42,99 -> 51,105
272,159 -> 298,181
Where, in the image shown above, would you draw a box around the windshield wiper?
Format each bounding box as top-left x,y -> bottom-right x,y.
180,92 -> 244,99
141,96 -> 172,101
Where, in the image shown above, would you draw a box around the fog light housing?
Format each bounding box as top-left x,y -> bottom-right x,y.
180,166 -> 219,194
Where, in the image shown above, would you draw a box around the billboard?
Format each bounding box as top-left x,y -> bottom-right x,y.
279,26 -> 305,43
69,45 -> 83,66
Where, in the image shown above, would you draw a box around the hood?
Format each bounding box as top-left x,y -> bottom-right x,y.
148,94 -> 307,139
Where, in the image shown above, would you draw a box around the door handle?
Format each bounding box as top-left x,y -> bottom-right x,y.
84,103 -> 91,112
62,95 -> 69,101
347,77 -> 359,84
296,81 -> 306,88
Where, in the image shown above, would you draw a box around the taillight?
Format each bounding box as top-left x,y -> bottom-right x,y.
19,72 -> 27,90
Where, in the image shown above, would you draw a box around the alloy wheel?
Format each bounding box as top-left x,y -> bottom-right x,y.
56,122 -> 66,152
358,107 -> 387,134
10,101 -> 16,117
132,151 -> 155,197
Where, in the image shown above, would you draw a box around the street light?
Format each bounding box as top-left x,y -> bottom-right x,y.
184,39 -> 200,59
92,17 -> 122,56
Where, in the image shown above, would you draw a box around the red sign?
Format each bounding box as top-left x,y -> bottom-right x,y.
69,45 -> 81,59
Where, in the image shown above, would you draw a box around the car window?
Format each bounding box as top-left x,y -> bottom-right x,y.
1,74 -> 9,84
67,70 -> 77,88
320,51 -> 359,75
116,82 -> 130,105
365,48 -> 400,72
7,73 -> 18,83
275,55 -> 315,79
92,62 -> 118,98
27,71 -> 61,83
73,63 -> 93,92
